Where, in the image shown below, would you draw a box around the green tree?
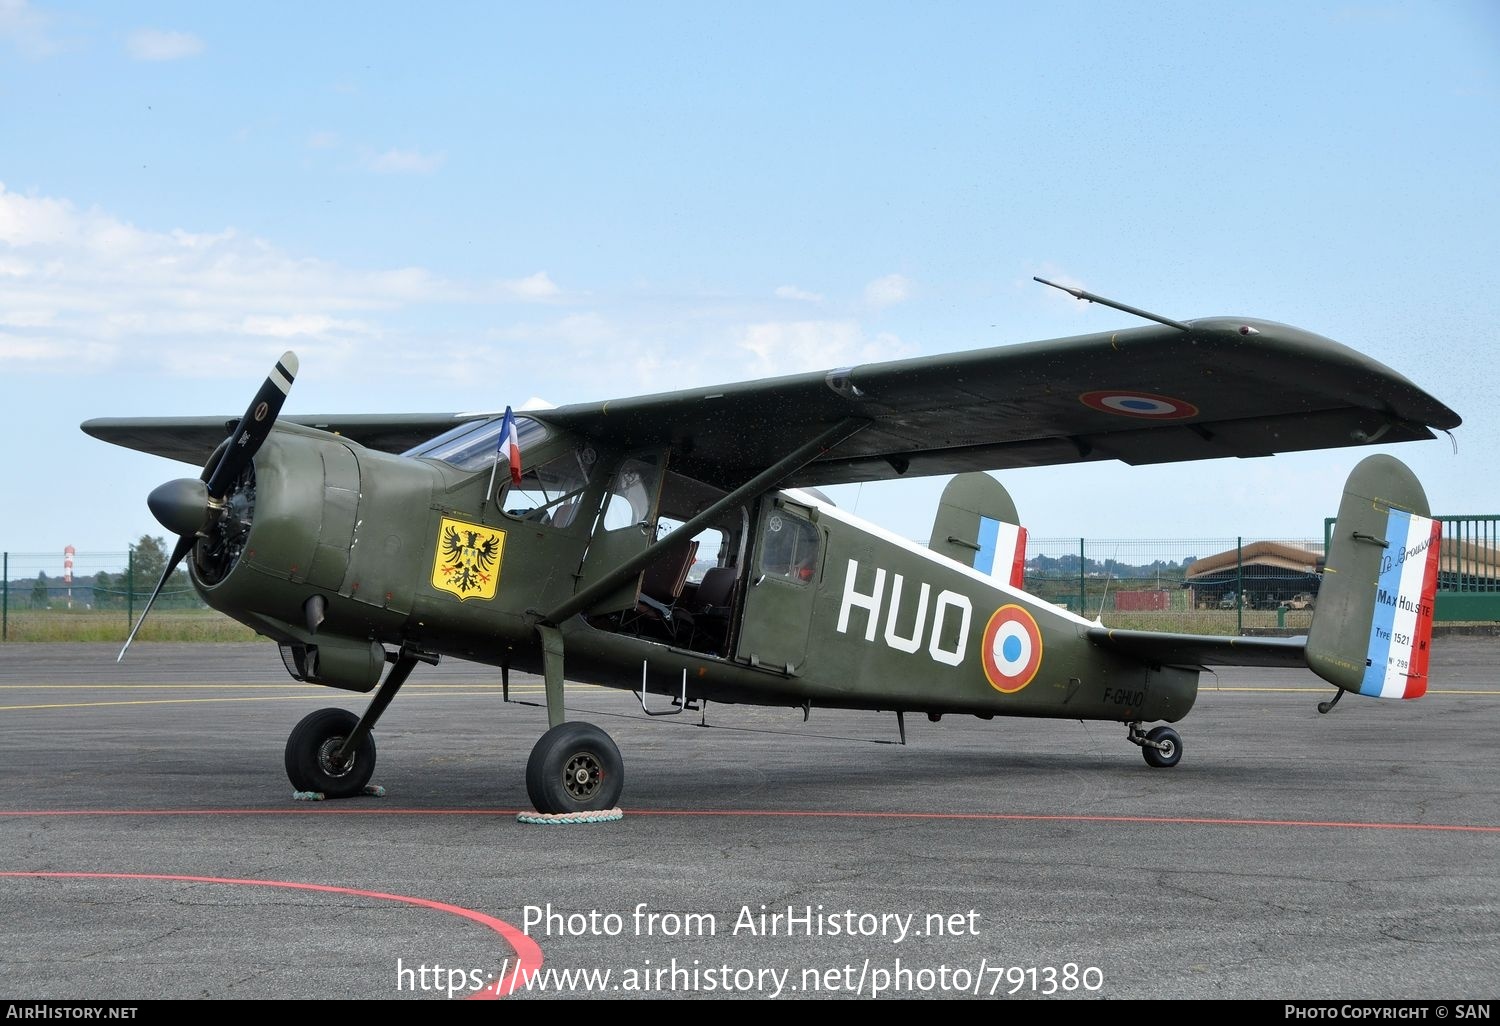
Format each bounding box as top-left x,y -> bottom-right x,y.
130,535 -> 169,586
31,572 -> 49,609
92,570 -> 115,609
128,534 -> 196,608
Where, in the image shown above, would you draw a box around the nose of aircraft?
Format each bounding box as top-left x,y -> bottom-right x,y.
120,351 -> 299,661
147,477 -> 211,538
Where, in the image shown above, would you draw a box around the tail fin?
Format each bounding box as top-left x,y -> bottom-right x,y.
929,472 -> 1027,588
1306,455 -> 1441,700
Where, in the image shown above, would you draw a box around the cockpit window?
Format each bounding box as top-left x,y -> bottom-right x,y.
404,416 -> 550,472
504,450 -> 593,526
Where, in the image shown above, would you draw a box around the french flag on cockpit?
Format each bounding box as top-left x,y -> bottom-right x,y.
498,406 -> 522,485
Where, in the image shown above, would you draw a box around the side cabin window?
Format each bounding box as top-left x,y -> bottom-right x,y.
757,510 -> 820,585
601,456 -> 662,533
504,450 -> 592,527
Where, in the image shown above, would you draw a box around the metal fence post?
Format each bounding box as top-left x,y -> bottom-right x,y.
1236,536 -> 1243,635
126,548 -> 134,634
2,551 -> 7,642
1078,538 -> 1085,616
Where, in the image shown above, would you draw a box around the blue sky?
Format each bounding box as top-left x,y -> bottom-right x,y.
2,1 -> 1497,560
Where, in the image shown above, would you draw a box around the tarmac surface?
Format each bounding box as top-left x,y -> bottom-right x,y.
2,637 -> 1498,1001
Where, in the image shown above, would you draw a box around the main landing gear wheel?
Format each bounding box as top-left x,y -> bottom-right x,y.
285,707 -> 376,798
526,721 -> 624,814
1141,725 -> 1183,769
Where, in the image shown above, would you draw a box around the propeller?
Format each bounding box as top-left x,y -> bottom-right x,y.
119,352 -> 299,661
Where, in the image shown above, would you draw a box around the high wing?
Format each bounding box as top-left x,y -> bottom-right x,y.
81,412 -> 481,467
538,317 -> 1458,488
82,317 -> 1459,485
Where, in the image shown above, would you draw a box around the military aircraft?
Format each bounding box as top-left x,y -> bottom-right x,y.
82,283 -> 1460,815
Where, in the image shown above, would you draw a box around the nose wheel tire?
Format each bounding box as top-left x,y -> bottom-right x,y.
285,707 -> 377,798
1141,725 -> 1183,769
526,721 -> 624,814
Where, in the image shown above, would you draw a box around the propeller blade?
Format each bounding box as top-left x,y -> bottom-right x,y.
205,351 -> 298,500
118,534 -> 195,662
124,351 -> 299,662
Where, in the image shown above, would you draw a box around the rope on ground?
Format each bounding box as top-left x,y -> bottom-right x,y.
517,808 -> 624,825
291,784 -> 386,802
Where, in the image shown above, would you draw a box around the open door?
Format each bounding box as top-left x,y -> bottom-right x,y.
575,452 -> 667,615
734,494 -> 821,674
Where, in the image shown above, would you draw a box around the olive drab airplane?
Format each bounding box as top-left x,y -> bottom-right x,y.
83,281 -> 1461,816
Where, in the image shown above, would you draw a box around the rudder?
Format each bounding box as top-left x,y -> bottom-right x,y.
1306,455 -> 1441,700
928,473 -> 1027,587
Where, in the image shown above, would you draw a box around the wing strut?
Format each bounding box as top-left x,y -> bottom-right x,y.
539,417 -> 869,627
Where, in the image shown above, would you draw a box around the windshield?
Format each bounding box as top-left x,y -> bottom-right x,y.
403,415 -> 550,472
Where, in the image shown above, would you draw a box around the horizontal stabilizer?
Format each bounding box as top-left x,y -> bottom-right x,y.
1085,628 -> 1308,668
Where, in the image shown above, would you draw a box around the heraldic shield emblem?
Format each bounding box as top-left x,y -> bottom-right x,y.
430,517 -> 507,601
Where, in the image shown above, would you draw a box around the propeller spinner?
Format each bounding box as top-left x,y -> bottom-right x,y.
119,352 -> 299,661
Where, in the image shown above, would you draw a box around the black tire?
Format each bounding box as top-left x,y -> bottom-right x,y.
1142,725 -> 1183,769
284,707 -> 376,798
525,721 -> 624,814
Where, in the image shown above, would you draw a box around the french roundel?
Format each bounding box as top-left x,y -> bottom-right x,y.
1079,390 -> 1198,420
982,604 -> 1043,694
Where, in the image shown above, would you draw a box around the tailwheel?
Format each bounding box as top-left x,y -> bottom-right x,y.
1140,724 -> 1183,769
525,721 -> 624,814
285,707 -> 376,798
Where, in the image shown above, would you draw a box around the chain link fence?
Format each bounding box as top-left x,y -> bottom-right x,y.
0,549 -> 223,642
1024,536 -> 1325,633
4,521 -> 1495,641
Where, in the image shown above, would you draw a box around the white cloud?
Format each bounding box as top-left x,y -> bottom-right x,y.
366,148 -> 446,174
0,185 -> 929,417
0,306 -> 54,327
737,320 -> 911,374
125,28 -> 204,61
0,184 -> 562,378
240,314 -> 372,338
863,273 -> 911,308
0,331 -> 56,360
775,285 -> 823,302
496,271 -> 560,299
0,0 -> 61,57
307,131 -> 339,150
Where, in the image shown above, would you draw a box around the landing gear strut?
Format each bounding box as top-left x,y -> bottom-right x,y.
285,707 -> 375,797
283,647 -> 431,797
525,624 -> 624,814
1127,721 -> 1183,769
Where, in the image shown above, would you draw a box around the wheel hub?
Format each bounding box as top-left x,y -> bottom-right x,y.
317,737 -> 356,777
563,752 -> 602,800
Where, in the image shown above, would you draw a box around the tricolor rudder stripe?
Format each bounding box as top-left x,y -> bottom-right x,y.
1360,509 -> 1441,700
975,517 -> 1028,589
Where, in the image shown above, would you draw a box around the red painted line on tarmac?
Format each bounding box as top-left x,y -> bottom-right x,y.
0,871 -> 542,1000
0,807 -> 1496,833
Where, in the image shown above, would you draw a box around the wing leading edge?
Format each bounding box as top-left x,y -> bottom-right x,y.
81,413 -> 484,467
534,316 -> 1459,488
81,317 -> 1459,483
